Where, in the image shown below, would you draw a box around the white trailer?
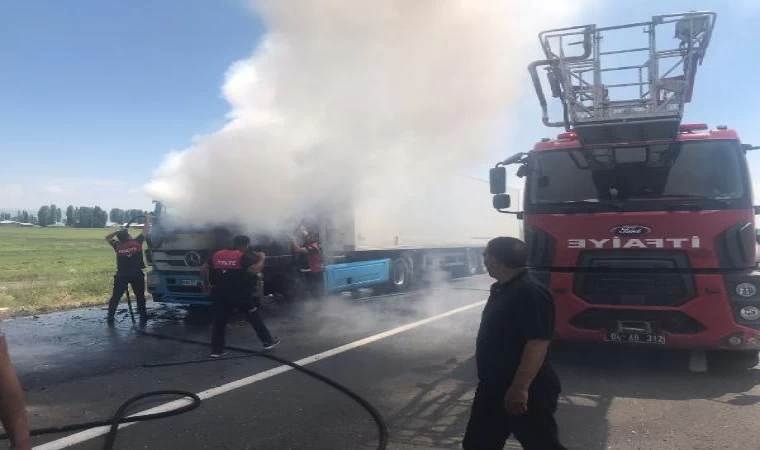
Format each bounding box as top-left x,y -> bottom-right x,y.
319,173 -> 521,292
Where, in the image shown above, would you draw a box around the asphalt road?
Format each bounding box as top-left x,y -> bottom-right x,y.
2,275 -> 760,450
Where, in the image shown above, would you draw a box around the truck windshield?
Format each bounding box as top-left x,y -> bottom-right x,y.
525,140 -> 750,213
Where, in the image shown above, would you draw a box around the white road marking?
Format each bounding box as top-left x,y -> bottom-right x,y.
34,299 -> 486,450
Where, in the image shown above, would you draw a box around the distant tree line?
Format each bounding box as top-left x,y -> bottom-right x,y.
64,206 -> 108,228
108,209 -> 147,225
38,204 -> 63,226
1,205 -> 148,228
0,211 -> 38,224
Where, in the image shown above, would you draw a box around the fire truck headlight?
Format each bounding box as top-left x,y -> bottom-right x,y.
736,283 -> 757,298
740,306 -> 760,321
147,275 -> 161,287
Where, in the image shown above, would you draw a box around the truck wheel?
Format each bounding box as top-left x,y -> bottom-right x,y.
476,252 -> 487,274
451,249 -> 481,278
707,350 -> 760,372
388,257 -> 412,291
465,249 -> 481,277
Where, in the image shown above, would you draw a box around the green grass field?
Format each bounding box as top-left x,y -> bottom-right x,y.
0,227 -> 137,316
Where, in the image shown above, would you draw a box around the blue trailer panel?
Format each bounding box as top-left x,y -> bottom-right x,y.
323,258 -> 391,293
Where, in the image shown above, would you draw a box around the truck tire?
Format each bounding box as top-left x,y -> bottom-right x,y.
388,256 -> 413,292
451,249 -> 481,278
465,249 -> 481,276
707,350 -> 760,372
476,252 -> 487,274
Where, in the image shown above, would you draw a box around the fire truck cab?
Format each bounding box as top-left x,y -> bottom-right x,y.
490,12 -> 760,370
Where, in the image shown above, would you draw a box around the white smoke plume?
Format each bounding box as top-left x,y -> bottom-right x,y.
146,0 -> 587,232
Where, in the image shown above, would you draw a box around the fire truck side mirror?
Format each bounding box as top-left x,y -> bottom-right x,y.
754,206 -> 760,215
492,194 -> 511,210
490,167 -> 506,194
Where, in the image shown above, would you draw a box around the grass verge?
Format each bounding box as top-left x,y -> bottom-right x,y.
0,227 -> 140,316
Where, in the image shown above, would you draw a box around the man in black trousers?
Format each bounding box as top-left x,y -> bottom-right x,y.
201,235 -> 280,357
104,213 -> 151,327
463,236 -> 567,450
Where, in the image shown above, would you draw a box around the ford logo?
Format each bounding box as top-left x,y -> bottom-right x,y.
611,225 -> 651,237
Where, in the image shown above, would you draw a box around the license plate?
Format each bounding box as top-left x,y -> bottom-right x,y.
604,331 -> 666,345
181,280 -> 199,286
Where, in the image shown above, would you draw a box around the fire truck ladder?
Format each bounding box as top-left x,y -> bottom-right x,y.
529,11 -> 716,145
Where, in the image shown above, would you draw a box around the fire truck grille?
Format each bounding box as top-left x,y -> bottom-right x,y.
573,251 -> 696,307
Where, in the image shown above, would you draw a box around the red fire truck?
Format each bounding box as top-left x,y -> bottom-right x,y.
490,12 -> 760,370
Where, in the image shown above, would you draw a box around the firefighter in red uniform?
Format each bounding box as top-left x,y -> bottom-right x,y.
291,226 -> 325,300
202,235 -> 280,357
104,213 -> 151,327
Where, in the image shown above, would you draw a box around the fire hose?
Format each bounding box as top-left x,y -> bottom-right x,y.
0,390 -> 201,449
0,317 -> 389,450
138,330 -> 389,450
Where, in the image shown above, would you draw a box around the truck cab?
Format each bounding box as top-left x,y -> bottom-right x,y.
146,203 -> 306,304
494,125 -> 760,350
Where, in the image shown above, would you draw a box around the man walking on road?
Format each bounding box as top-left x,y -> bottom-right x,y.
463,237 -> 567,450
202,235 -> 280,357
104,213 -> 151,327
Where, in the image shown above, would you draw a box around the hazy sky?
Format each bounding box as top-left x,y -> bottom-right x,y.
2,1 -> 760,212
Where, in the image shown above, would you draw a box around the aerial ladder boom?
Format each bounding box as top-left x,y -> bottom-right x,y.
529,12 -> 716,145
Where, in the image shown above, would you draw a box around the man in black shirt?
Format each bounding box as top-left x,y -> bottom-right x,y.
201,235 -> 280,357
463,237 -> 567,450
104,214 -> 151,327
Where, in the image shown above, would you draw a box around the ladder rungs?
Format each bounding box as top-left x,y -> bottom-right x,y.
599,64 -> 648,73
599,47 -> 650,56
603,82 -> 648,88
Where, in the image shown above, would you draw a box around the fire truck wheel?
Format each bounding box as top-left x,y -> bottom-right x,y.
707,350 -> 760,372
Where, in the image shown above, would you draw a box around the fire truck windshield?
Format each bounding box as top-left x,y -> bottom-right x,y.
525,140 -> 750,213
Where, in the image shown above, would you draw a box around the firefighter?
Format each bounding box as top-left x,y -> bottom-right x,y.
290,225 -> 325,300
104,213 -> 151,327
202,235 -> 280,357
463,237 -> 567,450
291,223 -> 310,272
